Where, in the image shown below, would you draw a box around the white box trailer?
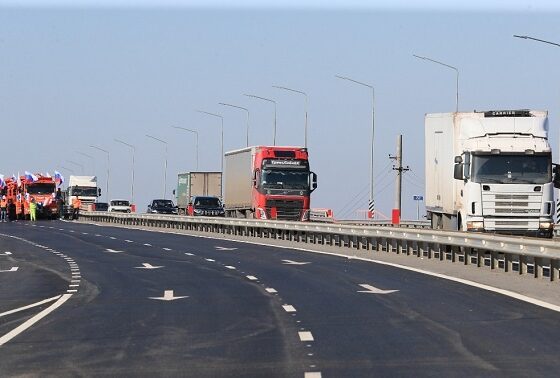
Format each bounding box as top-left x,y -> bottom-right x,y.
425,110 -> 558,237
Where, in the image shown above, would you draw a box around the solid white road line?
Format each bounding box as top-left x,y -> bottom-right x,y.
0,294 -> 72,347
265,288 -> 277,293
282,305 -> 297,313
0,295 -> 61,318
298,331 -> 314,342
246,275 -> 258,281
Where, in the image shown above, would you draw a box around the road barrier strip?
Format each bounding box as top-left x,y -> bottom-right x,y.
80,212 -> 560,282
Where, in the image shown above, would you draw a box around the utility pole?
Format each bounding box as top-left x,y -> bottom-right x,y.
389,135 -> 409,225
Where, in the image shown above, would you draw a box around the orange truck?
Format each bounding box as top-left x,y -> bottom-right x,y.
5,174 -> 60,220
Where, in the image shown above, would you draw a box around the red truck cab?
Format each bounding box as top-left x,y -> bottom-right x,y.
224,146 -> 317,221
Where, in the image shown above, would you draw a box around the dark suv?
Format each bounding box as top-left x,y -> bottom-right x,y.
147,199 -> 178,214
189,196 -> 225,217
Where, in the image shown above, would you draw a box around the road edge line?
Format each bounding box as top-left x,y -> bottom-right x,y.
0,295 -> 62,318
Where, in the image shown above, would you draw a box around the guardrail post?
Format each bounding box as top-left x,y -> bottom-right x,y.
490,251 -> 497,270
519,255 -> 526,275
551,259 -> 559,282
535,257 -> 543,279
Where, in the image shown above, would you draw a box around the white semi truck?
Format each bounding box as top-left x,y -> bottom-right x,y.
425,110 -> 559,238
67,176 -> 100,204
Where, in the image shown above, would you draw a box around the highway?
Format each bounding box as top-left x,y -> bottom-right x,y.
2,220 -> 560,377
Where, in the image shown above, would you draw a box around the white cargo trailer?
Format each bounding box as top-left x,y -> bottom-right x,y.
425,110 -> 559,238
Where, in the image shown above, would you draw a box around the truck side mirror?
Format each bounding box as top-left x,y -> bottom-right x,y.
310,172 -> 318,192
453,163 -> 464,180
252,170 -> 258,188
98,188 -> 101,196
553,165 -> 560,189
454,155 -> 463,164
172,189 -> 176,196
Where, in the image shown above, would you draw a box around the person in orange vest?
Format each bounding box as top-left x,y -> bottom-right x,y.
0,196 -> 7,222
72,196 -> 81,220
29,197 -> 37,222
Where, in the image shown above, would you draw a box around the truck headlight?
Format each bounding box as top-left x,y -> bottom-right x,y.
257,208 -> 267,220
467,221 -> 484,230
539,222 -> 554,229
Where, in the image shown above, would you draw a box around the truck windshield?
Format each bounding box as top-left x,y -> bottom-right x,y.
27,183 -> 55,194
261,169 -> 309,190
71,187 -> 98,197
471,154 -> 551,184
194,197 -> 221,207
154,200 -> 174,208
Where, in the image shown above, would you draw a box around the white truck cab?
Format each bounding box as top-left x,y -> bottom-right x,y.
425,110 -> 559,238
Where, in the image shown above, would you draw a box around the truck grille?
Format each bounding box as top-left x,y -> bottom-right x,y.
482,189 -> 543,231
266,199 -> 303,221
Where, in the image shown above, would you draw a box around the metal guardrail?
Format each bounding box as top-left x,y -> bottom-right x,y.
337,219 -> 430,228
80,212 -> 560,281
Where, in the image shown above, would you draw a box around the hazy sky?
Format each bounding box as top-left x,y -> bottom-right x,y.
1,1 -> 560,219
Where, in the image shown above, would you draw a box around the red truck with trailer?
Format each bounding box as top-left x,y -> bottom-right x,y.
5,174 -> 60,219
224,146 -> 317,221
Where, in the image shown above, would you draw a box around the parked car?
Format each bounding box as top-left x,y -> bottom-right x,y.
108,199 -> 131,213
189,196 -> 225,217
147,199 -> 178,214
94,202 -> 109,211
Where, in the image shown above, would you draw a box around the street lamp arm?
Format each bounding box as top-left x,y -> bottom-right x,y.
145,134 -> 167,145
412,54 -> 458,73
513,34 -> 560,48
244,94 -> 276,104
335,74 -> 373,89
114,138 -> 135,150
272,85 -> 307,96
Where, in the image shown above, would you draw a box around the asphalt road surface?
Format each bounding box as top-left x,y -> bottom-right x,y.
1,220 -> 560,377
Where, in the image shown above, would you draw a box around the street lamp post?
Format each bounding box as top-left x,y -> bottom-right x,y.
76,152 -> 96,177
244,94 -> 277,145
513,34 -> 560,210
89,145 -> 110,201
272,85 -> 308,148
335,74 -> 376,219
114,139 -> 136,205
413,54 -> 459,113
66,160 -> 84,174
172,126 -> 199,170
219,102 -> 250,147
145,134 -> 168,199
196,110 -> 224,176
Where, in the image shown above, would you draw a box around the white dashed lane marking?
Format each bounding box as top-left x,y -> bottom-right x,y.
246,275 -> 258,281
205,258 -> 215,262
299,332 -> 314,342
265,288 -> 277,293
185,252 -> 195,256
144,243 -> 152,246
162,247 -> 172,251
125,240 -> 134,243
225,266 -> 236,270
282,305 -> 297,313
